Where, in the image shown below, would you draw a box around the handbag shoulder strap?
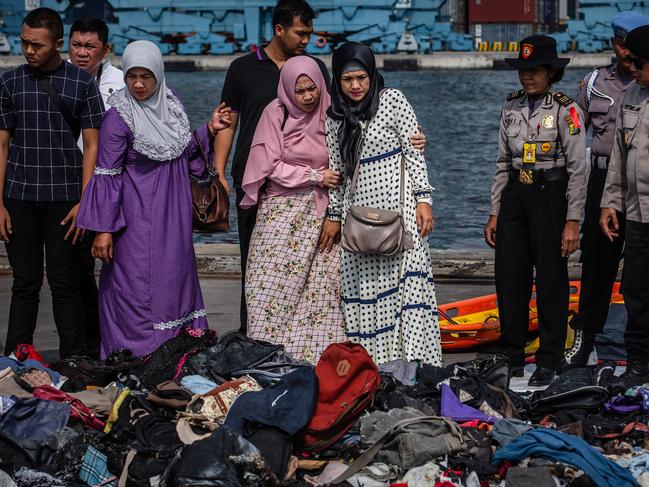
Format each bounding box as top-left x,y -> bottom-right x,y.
347,143 -> 405,211
193,131 -> 216,177
328,415 -> 463,485
347,88 -> 405,209
36,75 -> 81,140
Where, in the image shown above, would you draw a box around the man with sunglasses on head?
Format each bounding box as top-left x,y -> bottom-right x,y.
601,23 -> 649,386
561,11 -> 649,371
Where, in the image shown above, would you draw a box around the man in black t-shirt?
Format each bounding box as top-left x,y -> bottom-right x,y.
0,8 -> 104,358
216,0 -> 329,332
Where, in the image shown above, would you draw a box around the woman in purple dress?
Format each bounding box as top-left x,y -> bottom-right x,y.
76,40 -> 231,358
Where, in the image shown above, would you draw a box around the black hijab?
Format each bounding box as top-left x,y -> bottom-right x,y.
327,42 -> 384,177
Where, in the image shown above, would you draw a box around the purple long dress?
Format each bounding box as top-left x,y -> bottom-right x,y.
77,107 -> 210,359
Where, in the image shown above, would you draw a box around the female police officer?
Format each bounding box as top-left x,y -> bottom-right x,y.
484,35 -> 588,387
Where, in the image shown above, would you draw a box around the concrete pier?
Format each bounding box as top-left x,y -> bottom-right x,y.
0,51 -> 614,72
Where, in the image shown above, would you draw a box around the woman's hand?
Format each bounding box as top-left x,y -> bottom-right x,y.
208,102 -> 232,134
561,221 -> 580,257
600,208 -> 620,242
415,202 -> 434,238
410,125 -> 426,154
92,232 -> 113,263
484,215 -> 497,249
322,169 -> 342,189
318,219 -> 341,253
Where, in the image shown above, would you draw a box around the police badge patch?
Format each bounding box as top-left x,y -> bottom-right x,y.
541,115 -> 554,128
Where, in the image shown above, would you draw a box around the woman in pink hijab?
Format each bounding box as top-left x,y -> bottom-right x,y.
240,56 -> 345,362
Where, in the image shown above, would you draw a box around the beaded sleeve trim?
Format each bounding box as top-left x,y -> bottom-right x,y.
152,309 -> 207,330
94,167 -> 122,176
108,90 -> 191,162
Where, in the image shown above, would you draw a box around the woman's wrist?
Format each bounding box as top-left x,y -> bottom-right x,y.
310,169 -> 324,187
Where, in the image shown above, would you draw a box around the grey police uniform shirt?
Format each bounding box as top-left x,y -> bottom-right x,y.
602,82 -> 649,223
489,91 -> 588,221
576,63 -> 633,160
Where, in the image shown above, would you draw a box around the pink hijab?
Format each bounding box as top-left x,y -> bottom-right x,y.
240,56 -> 331,216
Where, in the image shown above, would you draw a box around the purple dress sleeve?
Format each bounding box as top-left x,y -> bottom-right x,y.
77,108 -> 128,233
186,123 -> 214,179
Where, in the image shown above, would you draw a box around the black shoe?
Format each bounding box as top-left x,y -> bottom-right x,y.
528,367 -> 555,387
621,358 -> 649,387
510,366 -> 525,378
559,329 -> 596,373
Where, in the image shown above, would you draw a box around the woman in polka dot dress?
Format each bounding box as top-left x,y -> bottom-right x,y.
319,42 -> 442,366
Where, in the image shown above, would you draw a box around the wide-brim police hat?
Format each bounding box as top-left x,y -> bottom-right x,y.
505,35 -> 570,70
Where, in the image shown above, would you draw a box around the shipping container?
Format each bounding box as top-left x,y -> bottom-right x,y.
439,0 -> 469,32
542,0 -> 560,28
469,0 -> 537,24
470,22 -> 535,45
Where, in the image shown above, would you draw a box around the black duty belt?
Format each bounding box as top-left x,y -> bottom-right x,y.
591,154 -> 610,170
509,166 -> 568,185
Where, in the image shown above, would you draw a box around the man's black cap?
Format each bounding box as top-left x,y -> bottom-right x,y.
626,24 -> 649,61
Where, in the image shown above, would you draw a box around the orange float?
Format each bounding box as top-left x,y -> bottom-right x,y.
439,281 -> 623,352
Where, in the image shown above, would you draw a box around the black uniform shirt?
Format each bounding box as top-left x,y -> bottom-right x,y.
220,47 -> 330,187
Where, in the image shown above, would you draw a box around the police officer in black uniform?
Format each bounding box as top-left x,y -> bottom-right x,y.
485,36 -> 588,386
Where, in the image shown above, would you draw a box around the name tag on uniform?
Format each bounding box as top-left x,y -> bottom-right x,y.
523,143 -> 536,164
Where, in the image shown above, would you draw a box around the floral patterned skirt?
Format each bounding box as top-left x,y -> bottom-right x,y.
245,191 -> 346,363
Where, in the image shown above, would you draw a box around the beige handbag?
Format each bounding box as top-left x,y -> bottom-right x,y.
340,125 -> 413,257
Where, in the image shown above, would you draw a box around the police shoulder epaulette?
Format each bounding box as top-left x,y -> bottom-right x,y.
553,91 -> 574,107
507,90 -> 525,101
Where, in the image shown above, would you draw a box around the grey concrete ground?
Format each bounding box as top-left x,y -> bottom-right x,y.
0,274 -> 493,362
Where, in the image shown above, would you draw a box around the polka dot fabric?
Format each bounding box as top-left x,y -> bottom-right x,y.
326,88 -> 442,366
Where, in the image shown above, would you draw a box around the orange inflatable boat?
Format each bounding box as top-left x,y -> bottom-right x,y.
439,281 -> 623,352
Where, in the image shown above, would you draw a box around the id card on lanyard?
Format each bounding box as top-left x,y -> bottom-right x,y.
523,143 -> 536,164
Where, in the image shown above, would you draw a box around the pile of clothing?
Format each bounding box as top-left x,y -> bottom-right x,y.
0,328 -> 648,486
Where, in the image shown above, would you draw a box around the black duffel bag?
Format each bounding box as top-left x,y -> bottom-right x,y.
529,366 -> 614,416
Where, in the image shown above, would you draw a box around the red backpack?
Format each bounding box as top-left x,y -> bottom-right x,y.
298,342 -> 381,451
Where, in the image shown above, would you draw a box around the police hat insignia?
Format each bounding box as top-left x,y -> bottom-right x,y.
522,44 -> 534,59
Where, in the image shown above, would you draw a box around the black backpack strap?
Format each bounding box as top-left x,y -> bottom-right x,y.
36,76 -> 81,139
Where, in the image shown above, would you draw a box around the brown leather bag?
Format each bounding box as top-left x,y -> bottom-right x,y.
190,132 -> 230,232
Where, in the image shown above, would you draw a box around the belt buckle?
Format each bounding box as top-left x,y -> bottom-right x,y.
518,169 -> 534,185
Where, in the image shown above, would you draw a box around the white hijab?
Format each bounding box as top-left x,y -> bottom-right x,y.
110,40 -> 190,161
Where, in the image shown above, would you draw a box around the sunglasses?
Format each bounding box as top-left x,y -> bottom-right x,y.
627,55 -> 649,70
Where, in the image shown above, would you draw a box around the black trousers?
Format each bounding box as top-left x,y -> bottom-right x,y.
235,186 -> 258,334
622,220 -> 649,359
495,178 -> 569,369
3,198 -> 85,358
571,168 -> 625,334
77,232 -> 100,358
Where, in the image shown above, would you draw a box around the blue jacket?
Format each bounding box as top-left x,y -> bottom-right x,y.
493,428 -> 637,487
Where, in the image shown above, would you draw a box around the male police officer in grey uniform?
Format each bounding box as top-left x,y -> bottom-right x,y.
485,36 -> 588,386
561,11 -> 649,371
601,24 -> 649,385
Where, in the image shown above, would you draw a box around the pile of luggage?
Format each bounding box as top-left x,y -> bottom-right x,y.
0,328 -> 646,486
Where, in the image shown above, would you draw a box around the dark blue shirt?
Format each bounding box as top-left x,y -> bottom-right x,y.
0,61 -> 105,201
